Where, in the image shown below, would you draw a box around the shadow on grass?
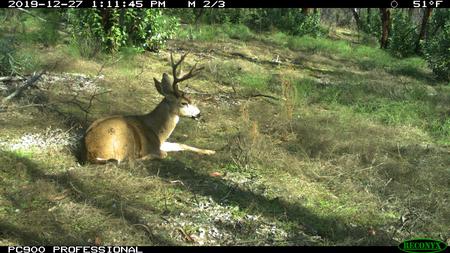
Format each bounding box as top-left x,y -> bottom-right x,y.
0,150 -> 176,245
146,158 -> 398,245
0,148 -> 399,245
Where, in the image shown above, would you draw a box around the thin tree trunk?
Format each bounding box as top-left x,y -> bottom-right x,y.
408,8 -> 414,21
351,8 -> 362,30
379,8 -> 391,49
415,8 -> 433,53
301,8 -> 310,16
193,9 -> 204,26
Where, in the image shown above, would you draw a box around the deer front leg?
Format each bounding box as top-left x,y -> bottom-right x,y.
161,142 -> 216,155
139,151 -> 168,160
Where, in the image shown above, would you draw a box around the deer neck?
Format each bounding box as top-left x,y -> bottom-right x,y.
142,98 -> 179,144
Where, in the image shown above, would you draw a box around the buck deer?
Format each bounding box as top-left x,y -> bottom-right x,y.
84,53 -> 216,164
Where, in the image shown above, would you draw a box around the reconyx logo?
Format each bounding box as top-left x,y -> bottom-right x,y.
399,238 -> 448,253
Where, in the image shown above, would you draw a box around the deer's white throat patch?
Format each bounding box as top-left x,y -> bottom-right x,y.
180,104 -> 200,117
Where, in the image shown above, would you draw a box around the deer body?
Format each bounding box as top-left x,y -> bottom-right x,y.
84,53 -> 215,164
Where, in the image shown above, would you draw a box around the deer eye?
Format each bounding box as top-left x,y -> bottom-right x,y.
181,102 -> 188,106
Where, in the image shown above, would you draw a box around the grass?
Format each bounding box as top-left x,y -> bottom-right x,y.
177,24 -> 255,42
1,18 -> 449,246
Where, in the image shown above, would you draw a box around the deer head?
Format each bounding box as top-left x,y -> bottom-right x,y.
153,52 -> 204,120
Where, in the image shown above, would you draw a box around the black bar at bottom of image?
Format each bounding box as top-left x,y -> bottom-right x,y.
0,246 -> 404,253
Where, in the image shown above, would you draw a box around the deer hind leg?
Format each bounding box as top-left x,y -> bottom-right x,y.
161,142 -> 215,155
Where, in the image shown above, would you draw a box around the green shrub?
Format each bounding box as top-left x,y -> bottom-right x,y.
248,9 -> 322,37
360,9 -> 381,38
67,9 -> 179,53
0,36 -> 39,75
389,11 -> 417,58
424,14 -> 450,81
0,36 -> 20,76
223,23 -> 254,41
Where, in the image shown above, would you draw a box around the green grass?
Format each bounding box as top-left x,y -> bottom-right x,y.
293,77 -> 449,144
288,36 -> 353,55
177,24 -> 255,42
238,73 -> 270,91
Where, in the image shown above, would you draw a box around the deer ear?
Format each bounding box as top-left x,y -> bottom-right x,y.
154,78 -> 164,95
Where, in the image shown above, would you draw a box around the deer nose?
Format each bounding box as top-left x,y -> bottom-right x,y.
192,113 -> 201,120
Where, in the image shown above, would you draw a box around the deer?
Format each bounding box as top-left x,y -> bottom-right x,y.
84,53 -> 216,164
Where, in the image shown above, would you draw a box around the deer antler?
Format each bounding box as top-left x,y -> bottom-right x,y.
170,52 -> 204,97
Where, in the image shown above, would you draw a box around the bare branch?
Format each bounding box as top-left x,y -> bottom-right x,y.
2,71 -> 45,104
17,8 -> 47,22
0,76 -> 25,82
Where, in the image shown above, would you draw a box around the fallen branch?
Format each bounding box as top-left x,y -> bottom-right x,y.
17,8 -> 47,22
2,71 -> 45,104
0,76 -> 25,82
0,103 -> 50,113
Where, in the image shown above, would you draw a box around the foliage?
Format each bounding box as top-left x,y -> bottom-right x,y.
245,9 -> 323,36
360,9 -> 382,38
201,9 -> 247,24
176,9 -> 323,37
0,36 -> 39,76
423,9 -> 450,81
0,36 -> 21,76
388,11 -> 418,58
67,9 -> 179,53
34,10 -> 64,46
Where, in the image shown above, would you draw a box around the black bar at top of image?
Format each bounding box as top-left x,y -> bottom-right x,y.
2,0 -> 450,8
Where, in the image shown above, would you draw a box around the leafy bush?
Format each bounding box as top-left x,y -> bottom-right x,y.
0,36 -> 21,76
423,10 -> 450,81
67,9 -> 179,53
389,11 -> 417,58
0,36 -> 38,76
223,23 -> 254,41
245,9 -> 322,36
360,9 -> 381,38
33,10 -> 63,46
294,11 -> 322,37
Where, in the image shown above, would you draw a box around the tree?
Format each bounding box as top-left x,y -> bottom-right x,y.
301,8 -> 310,15
379,8 -> 391,49
415,8 -> 433,53
351,8 -> 362,30
423,9 -> 450,80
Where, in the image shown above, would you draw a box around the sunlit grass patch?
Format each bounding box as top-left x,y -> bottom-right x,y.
176,24 -> 255,42
288,36 -> 352,55
238,73 -> 270,91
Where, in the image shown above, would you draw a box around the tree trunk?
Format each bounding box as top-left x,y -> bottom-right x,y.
351,8 -> 362,30
408,8 -> 414,21
415,8 -> 433,53
301,8 -> 310,15
193,9 -> 204,26
379,8 -> 391,49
